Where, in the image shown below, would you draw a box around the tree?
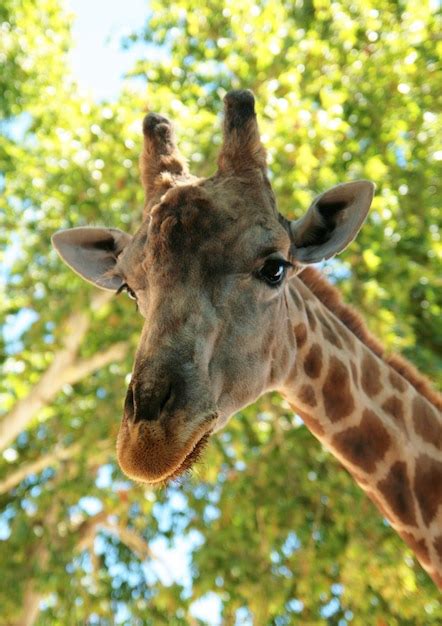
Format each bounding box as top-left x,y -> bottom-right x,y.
1,0 -> 440,624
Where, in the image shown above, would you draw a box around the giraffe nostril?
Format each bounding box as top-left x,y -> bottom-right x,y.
127,380 -> 180,422
125,371 -> 187,423
124,385 -> 135,420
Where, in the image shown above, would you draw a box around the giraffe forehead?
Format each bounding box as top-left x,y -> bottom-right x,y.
138,186 -> 288,271
149,186 -> 236,256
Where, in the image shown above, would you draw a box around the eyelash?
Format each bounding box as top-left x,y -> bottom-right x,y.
116,283 -> 137,300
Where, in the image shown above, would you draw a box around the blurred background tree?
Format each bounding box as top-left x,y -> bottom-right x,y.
0,0 -> 440,624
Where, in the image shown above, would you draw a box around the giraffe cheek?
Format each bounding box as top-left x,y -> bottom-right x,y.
213,362 -> 269,426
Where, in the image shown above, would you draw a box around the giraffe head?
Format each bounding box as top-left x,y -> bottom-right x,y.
52,90 -> 374,484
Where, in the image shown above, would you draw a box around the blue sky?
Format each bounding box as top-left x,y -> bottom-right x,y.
68,0 -> 154,101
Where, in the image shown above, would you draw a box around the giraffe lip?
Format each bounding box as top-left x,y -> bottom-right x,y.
116,412 -> 216,484
148,429 -> 212,485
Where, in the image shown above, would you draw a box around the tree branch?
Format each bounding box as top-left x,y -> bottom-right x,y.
0,292 -> 128,452
0,439 -> 112,495
101,522 -> 153,560
63,341 -> 129,385
75,511 -> 109,552
74,515 -> 173,579
0,444 -> 80,495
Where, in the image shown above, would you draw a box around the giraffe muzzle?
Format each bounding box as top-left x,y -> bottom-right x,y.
117,370 -> 217,483
116,407 -> 216,484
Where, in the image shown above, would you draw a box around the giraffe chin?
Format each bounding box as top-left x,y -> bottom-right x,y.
115,412 -> 216,485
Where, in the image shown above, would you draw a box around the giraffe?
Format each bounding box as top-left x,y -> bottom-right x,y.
52,90 -> 442,587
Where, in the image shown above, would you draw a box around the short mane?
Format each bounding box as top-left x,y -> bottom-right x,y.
299,267 -> 442,411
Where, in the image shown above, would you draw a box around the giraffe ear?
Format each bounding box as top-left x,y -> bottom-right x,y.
288,180 -> 375,264
52,227 -> 132,290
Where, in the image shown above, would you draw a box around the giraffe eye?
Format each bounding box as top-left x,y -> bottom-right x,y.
257,259 -> 291,287
116,283 -> 137,300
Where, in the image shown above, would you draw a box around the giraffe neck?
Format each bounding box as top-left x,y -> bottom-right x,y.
279,275 -> 442,588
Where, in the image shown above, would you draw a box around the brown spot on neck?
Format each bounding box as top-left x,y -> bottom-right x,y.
377,461 -> 417,526
382,396 -> 405,428
332,409 -> 391,473
304,343 -> 323,379
298,384 -> 317,407
322,357 -> 355,422
414,455 -> 442,526
294,323 -> 307,349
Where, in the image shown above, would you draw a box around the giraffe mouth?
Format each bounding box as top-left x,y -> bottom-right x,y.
116,412 -> 216,485
153,431 -> 211,486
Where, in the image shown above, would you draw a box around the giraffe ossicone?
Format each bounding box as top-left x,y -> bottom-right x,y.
52,90 -> 442,587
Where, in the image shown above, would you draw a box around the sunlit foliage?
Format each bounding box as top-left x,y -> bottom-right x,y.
0,0 -> 440,624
